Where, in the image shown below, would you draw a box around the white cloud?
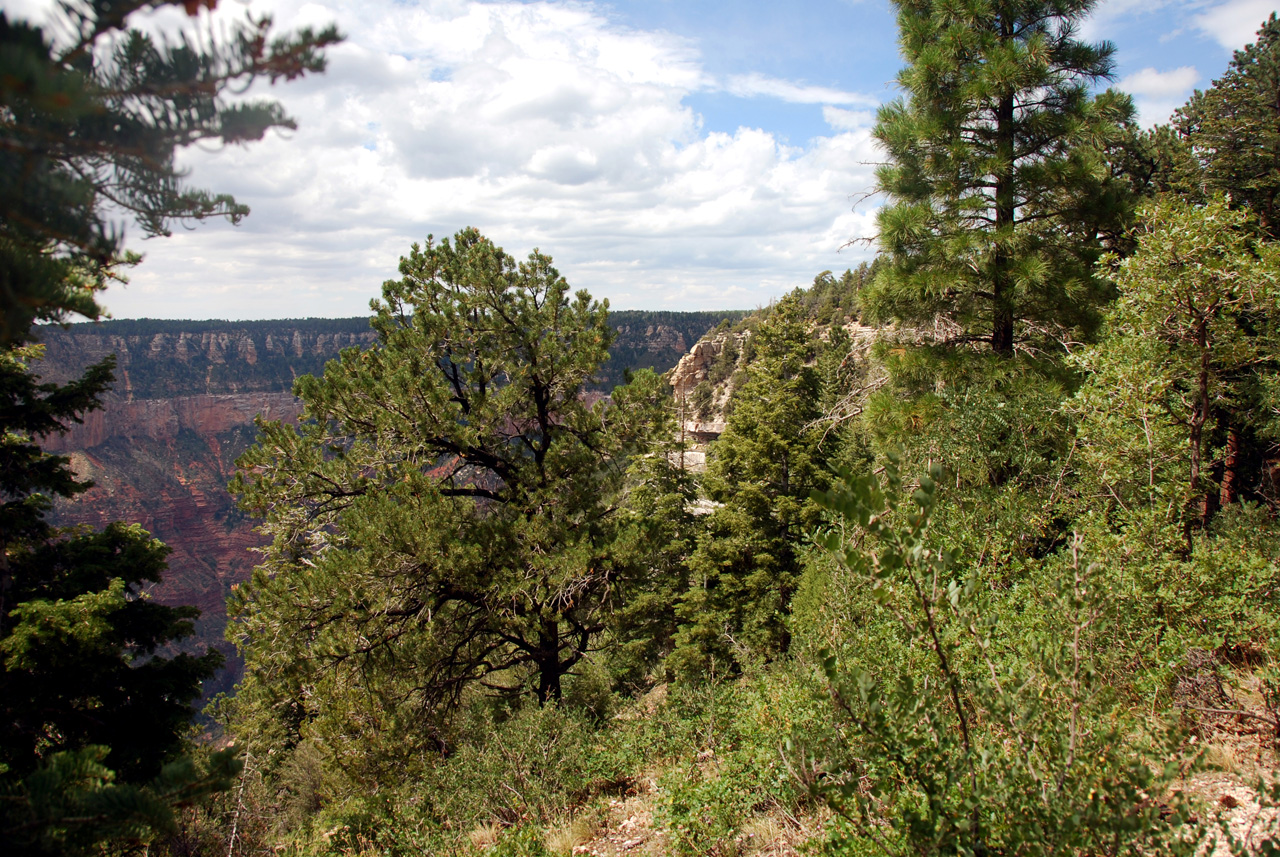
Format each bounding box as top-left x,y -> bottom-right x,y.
95,0 -> 885,318
1118,65 -> 1199,125
823,106 -> 877,131
1193,0 -> 1276,50
1079,0 -> 1180,43
724,72 -> 878,106
1121,65 -> 1200,97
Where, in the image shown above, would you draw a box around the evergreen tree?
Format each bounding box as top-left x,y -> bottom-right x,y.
608,448 -> 701,691
1070,196 -> 1280,536
0,1 -> 340,341
1176,14 -> 1280,238
0,345 -> 224,855
2,744 -> 241,857
671,294 -> 830,678
230,230 -> 667,766
866,0 -> 1134,354
0,3 -> 338,850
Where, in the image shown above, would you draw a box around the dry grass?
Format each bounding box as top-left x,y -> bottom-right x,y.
545,817 -> 598,856
467,822 -> 501,851
738,815 -> 787,854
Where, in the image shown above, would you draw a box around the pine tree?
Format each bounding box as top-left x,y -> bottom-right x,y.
1177,14 -> 1280,238
0,4 -> 338,850
0,345 -> 222,781
0,1 -> 340,341
230,230 -> 667,767
866,0 -> 1134,354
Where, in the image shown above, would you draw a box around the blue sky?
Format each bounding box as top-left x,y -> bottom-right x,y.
6,0 -> 1274,319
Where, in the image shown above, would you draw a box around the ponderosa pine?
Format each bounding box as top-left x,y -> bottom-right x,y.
1177,14 -> 1280,238
0,1 -> 340,341
230,230 -> 668,771
866,0 -> 1134,354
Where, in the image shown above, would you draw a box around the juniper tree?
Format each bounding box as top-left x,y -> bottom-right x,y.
866,0 -> 1135,354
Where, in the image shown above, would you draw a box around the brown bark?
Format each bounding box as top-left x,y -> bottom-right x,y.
992,70 -> 1016,356
1186,320 -> 1210,546
1220,426 -> 1242,509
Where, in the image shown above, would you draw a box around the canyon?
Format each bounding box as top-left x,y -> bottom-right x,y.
34,312 -> 740,695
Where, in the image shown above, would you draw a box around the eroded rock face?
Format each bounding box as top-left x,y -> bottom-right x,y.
668,330 -> 749,441
34,323 -> 364,696
669,337 -> 722,399
610,323 -> 689,356
35,323 -> 380,399
43,392 -> 302,452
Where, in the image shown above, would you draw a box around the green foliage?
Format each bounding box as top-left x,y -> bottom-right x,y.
1,744 -> 241,857
426,702 -> 604,828
672,294 -> 832,677
655,668 -> 826,856
867,0 -> 1135,353
0,343 -> 111,538
801,265 -> 877,325
609,453 -> 700,691
2,524 -> 221,780
807,459 -> 1192,856
0,1 -> 340,341
1030,506 -> 1280,703
1177,14 -> 1280,237
1070,196 -> 1280,532
0,346 -> 221,782
230,229 -> 668,798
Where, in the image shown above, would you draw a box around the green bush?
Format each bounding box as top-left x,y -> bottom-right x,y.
653,668 -> 827,856
804,458 -> 1194,856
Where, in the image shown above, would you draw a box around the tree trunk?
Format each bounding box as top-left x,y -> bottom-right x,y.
1219,424 -> 1242,509
536,620 -> 564,704
1186,324 -> 1211,546
992,76 -> 1016,356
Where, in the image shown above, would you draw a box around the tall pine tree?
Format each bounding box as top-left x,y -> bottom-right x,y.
866,0 -> 1134,354
1176,14 -> 1280,238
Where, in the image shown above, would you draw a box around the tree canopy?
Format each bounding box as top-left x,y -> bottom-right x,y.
866,0 -> 1134,353
0,3 -> 339,852
1176,14 -> 1280,238
230,229 -> 668,768
0,0 -> 340,341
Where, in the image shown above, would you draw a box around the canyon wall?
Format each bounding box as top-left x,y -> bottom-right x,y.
35,311 -> 741,695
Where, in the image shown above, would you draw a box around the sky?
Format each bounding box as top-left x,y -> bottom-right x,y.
6,0 -> 1277,319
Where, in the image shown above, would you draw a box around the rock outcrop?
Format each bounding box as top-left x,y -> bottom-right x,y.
34,321 -> 380,399
669,329 -> 750,442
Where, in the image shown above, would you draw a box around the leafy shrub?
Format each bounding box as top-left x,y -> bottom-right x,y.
804,458 -> 1194,856
653,668 -> 827,856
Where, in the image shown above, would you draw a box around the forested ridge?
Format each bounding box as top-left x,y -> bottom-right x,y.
5,2 -> 1280,856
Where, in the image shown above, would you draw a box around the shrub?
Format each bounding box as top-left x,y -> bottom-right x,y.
804,458 -> 1194,856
